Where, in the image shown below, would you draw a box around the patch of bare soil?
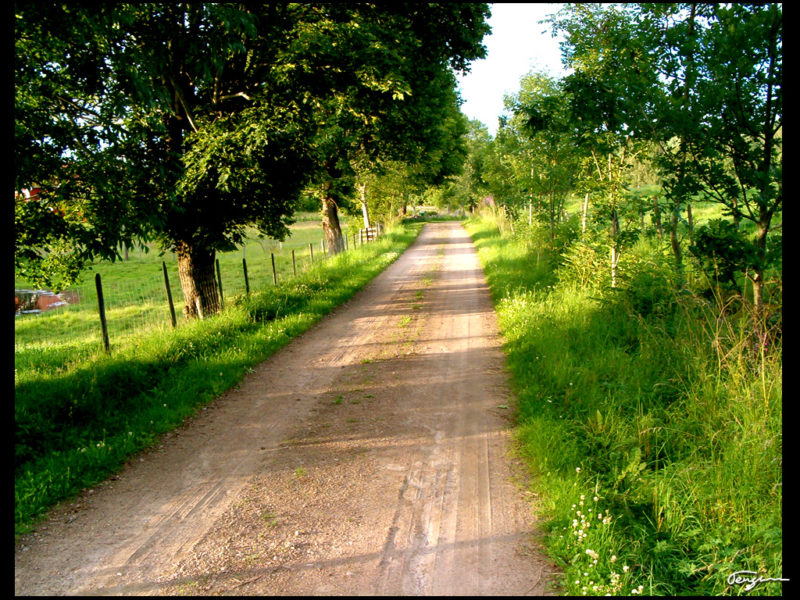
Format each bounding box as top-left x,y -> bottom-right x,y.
14,222 -> 559,595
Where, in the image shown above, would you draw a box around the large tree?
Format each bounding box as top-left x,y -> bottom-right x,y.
448,119 -> 494,213
506,71 -> 581,249
550,3 -> 782,309
549,4 -> 656,287
285,4 -> 490,254
357,79 -> 471,227
16,4 -> 319,317
636,3 -> 782,313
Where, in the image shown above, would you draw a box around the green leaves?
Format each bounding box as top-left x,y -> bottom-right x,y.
15,3 -> 491,296
688,219 -> 758,292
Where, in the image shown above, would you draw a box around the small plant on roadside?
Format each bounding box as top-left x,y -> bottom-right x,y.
549,476 -> 641,596
262,510 -> 278,527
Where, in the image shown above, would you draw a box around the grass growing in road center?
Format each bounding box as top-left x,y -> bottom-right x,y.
15,223 -> 422,537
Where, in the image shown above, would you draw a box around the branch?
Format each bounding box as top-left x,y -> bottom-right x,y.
218,91 -> 253,102
590,149 -> 605,181
733,80 -> 761,141
54,95 -> 104,124
167,74 -> 199,134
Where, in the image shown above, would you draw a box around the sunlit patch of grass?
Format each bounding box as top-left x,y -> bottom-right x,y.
465,215 -> 781,596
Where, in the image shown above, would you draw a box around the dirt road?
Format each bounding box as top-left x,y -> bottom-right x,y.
14,222 -> 557,595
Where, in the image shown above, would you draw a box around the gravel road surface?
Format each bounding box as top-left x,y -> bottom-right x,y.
14,221 -> 557,595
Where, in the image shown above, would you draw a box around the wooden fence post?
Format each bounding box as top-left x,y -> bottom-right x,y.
243,257 -> 250,295
216,258 -> 224,309
309,243 -> 314,264
292,249 -> 296,276
271,253 -> 277,285
95,273 -> 110,353
162,261 -> 177,328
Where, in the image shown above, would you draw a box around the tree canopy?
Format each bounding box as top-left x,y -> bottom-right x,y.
15,2 -> 490,313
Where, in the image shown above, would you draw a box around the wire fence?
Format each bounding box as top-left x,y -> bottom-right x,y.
14,225 -> 382,366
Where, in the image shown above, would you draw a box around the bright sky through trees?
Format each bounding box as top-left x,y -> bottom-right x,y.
455,3 -> 568,137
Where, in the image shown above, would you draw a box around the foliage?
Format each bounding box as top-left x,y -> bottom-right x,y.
15,3 -> 490,306
452,2 -> 781,314
289,4 -> 489,249
507,72 -> 580,244
15,4 -> 318,298
632,3 -> 781,310
689,219 -> 754,294
466,215 -> 782,596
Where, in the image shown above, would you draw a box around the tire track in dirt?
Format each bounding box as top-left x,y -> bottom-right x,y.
14,222 -> 558,596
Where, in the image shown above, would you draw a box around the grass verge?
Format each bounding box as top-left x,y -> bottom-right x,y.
464,216 -> 782,596
15,223 -> 422,537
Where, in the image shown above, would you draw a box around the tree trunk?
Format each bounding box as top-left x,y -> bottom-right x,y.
581,192 -> 589,236
670,204 -> 684,287
359,182 -> 371,229
686,203 -> 694,242
175,241 -> 221,319
639,196 -> 645,231
321,196 -> 345,256
751,270 -> 764,320
652,196 -> 663,240
610,208 -> 620,288
750,222 -> 769,318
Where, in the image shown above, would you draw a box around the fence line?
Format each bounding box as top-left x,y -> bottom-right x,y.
15,227 -> 382,359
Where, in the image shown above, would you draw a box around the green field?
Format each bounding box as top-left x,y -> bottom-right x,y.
14,214 -> 366,374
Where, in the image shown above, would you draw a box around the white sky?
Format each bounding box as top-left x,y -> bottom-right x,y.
456,3 -> 568,137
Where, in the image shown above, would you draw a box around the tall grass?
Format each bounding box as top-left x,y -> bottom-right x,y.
464,214 -> 782,596
15,223 -> 421,537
